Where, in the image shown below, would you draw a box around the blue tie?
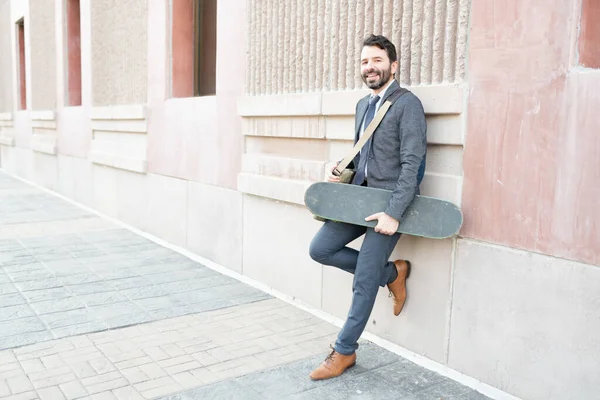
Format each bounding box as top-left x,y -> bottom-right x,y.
352,95 -> 380,185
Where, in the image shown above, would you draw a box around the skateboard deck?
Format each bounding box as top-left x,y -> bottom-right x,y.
304,182 -> 463,239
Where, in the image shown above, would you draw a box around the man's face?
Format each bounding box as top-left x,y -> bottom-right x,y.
360,45 -> 398,90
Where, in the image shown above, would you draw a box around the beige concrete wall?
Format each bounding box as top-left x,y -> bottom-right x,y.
29,0 -> 57,110
449,240 -> 600,400
246,0 -> 471,94
90,0 -> 148,106
0,0 -> 13,112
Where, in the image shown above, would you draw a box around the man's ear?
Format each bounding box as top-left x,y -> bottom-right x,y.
391,60 -> 399,76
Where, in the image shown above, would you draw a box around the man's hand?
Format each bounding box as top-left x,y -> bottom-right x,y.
326,162 -> 341,183
365,212 -> 399,235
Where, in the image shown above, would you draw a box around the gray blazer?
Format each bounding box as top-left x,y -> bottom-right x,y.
352,80 -> 427,221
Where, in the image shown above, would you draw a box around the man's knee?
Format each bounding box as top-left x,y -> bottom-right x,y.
309,238 -> 331,264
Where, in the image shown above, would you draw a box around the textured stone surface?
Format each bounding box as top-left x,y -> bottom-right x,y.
160,343 -> 490,400
29,0 -> 57,110
90,0 -> 147,106
245,0 -> 472,94
0,0 -> 12,112
0,171 -> 270,350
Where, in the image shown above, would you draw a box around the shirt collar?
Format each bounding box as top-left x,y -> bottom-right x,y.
370,79 -> 395,105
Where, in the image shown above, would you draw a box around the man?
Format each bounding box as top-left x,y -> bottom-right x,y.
308,34 -> 427,380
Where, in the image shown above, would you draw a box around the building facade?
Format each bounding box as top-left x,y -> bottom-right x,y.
0,1 -> 598,399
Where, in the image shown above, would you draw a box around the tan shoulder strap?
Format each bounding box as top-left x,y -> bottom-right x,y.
333,87 -> 406,176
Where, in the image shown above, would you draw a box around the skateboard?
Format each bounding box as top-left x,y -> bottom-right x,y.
304,182 -> 463,239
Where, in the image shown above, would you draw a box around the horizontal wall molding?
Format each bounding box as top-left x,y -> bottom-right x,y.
238,93 -> 322,117
30,111 -> 57,129
242,154 -> 325,182
242,116 -> 326,138
0,136 -> 15,146
238,85 -> 464,117
90,151 -> 148,174
30,110 -> 56,120
0,113 -> 12,122
238,173 -> 312,205
31,134 -> 57,155
90,104 -> 146,120
91,120 -> 147,133
90,105 -> 148,134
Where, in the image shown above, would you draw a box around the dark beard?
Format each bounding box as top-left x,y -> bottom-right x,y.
362,66 -> 392,90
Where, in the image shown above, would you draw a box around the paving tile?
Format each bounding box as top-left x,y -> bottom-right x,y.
7,269 -> 55,282
0,283 -> 19,295
160,380 -> 262,400
0,316 -> 47,338
13,278 -> 64,292
60,380 -> 89,399
52,321 -> 109,340
0,293 -> 27,307
21,287 -> 73,303
0,304 -> 35,322
77,292 -> 130,307
30,297 -> 86,315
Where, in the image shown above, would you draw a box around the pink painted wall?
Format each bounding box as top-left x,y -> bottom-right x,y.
66,0 -> 82,106
146,0 -> 244,189
171,0 -> 194,98
462,0 -> 600,266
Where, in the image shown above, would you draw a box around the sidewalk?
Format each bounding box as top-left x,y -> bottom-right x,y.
0,171 -> 491,400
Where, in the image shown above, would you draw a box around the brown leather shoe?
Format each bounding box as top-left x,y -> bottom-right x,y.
309,347 -> 356,380
387,260 -> 411,316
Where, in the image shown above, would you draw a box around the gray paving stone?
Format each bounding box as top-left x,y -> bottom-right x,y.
0,292 -> 27,306
71,249 -> 107,258
161,381 -> 263,400
67,281 -> 117,295
2,262 -> 47,273
1,255 -> 38,267
14,278 -> 64,291
0,304 -> 35,321
185,298 -> 237,314
0,283 -> 18,294
143,269 -> 218,285
136,262 -> 198,275
146,306 -> 200,320
22,287 -> 73,302
105,313 -> 154,329
371,360 -> 447,394
41,308 -> 101,329
108,276 -> 154,290
52,320 -> 109,340
0,330 -> 54,351
403,378 -> 474,399
94,268 -> 140,280
8,269 -> 56,282
0,316 -> 47,337
58,272 -> 104,286
159,275 -> 237,294
286,370 -> 408,400
120,285 -> 169,300
87,301 -> 144,319
77,291 -> 129,307
30,297 -> 86,315
134,296 -> 188,311
169,288 -> 218,305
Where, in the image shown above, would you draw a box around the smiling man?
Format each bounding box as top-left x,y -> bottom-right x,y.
308,34 -> 427,380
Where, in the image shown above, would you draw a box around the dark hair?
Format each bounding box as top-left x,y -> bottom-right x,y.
362,34 -> 397,63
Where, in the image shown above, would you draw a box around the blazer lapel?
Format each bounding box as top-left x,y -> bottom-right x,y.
380,79 -> 400,104
354,99 -> 369,141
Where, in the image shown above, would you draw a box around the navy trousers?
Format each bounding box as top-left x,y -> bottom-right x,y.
309,219 -> 401,355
